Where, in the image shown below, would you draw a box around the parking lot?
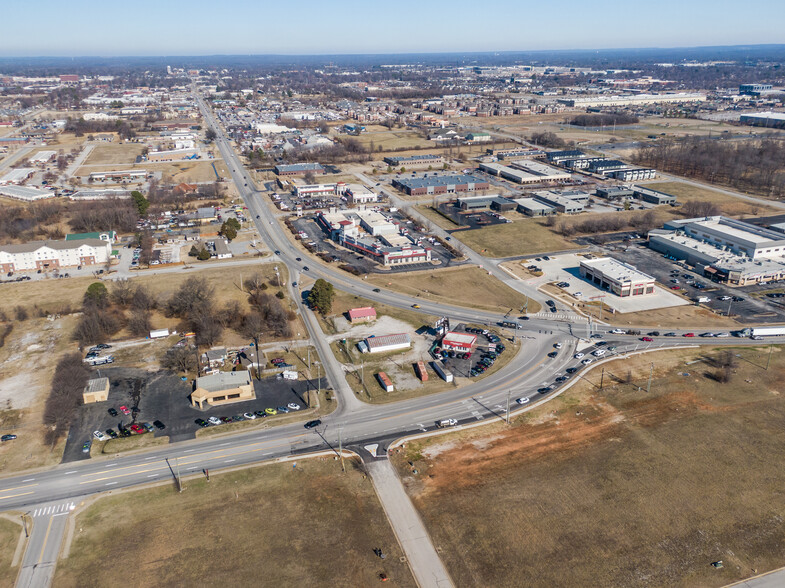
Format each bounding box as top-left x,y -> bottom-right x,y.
62,367 -> 326,463
611,243 -> 785,323
433,324 -> 507,379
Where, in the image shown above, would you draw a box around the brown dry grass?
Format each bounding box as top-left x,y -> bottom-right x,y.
0,517 -> 20,588
644,181 -> 778,216
364,265 -> 532,313
451,218 -> 578,259
394,345 -> 785,588
81,143 -> 144,166
54,459 -> 415,588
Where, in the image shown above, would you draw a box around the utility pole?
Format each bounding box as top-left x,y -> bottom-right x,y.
767,344 -> 773,370
338,425 -> 345,473
646,362 -> 654,393
727,298 -> 733,317
600,368 -> 605,390
176,457 -> 182,493
506,391 -> 511,424
316,362 -> 321,396
21,513 -> 28,538
307,347 -> 310,370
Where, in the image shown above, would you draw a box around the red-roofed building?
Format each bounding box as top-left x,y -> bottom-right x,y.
348,306 -> 377,324
441,331 -> 477,352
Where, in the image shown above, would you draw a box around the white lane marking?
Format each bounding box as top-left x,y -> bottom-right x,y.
147,473 -> 159,478
183,449 -> 194,453
225,459 -> 236,463
105,482 -> 117,486
219,442 -> 231,447
21,478 -> 35,482
105,463 -> 117,467
64,471 -> 77,475
33,509 -> 40,517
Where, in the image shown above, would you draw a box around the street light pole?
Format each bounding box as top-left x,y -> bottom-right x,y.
338,425 -> 345,473
506,391 -> 511,424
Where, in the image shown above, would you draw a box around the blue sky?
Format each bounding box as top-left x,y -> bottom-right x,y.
1,0 -> 783,56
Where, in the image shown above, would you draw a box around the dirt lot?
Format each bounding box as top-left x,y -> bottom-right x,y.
394,345 -> 785,587
451,218 -> 577,259
0,516 -> 20,588
351,130 -> 434,152
54,459 -> 415,588
364,265 -> 532,313
81,143 -> 144,166
643,181 -> 778,216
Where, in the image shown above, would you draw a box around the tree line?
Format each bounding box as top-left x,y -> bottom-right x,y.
633,135 -> 785,197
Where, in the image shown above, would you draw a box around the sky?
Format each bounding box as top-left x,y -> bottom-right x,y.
1,0 -> 783,57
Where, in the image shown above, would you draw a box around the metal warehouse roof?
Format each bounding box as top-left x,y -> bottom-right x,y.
365,333 -> 411,349
442,331 -> 477,346
395,174 -> 480,189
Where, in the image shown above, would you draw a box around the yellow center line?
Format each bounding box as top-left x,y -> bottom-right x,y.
0,483 -> 38,493
39,515 -> 54,563
0,491 -> 35,501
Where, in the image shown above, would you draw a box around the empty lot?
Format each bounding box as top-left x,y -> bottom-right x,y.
394,345 -> 785,587
54,459 -> 414,587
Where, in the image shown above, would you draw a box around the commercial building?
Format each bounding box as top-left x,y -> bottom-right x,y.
274,162 -> 325,176
648,216 -> 785,285
362,333 -> 411,354
69,189 -> 131,201
66,230 -> 117,243
191,370 -> 255,409
492,148 -> 541,160
383,154 -> 444,167
595,186 -> 634,201
146,148 -> 198,162
83,377 -> 110,404
88,170 -> 148,183
546,150 -> 588,164
0,168 -> 35,185
392,174 -> 489,196
456,195 -> 516,212
0,238 -> 112,273
514,197 -> 556,217
293,183 -> 336,197
348,307 -> 377,324
441,331 -> 477,353
632,185 -> 676,205
587,159 -> 627,174
608,168 -> 656,181
579,257 -> 656,297
739,112 -> 785,129
0,185 -> 54,202
509,160 -> 571,182
557,92 -> 706,108
531,190 -> 584,214
465,131 -> 491,143
339,184 -> 377,204
29,150 -> 57,164
739,84 -> 774,95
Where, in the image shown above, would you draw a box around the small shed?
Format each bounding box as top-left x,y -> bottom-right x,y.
83,377 -> 110,404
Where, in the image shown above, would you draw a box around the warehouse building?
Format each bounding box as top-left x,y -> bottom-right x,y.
339,183 -> 377,204
531,190 -> 585,214
293,183 -> 336,197
88,169 -> 148,183
0,168 -> 35,185
191,370 -> 255,409
383,154 -> 444,167
739,84 -> 774,96
509,160 -> 572,182
632,186 -> 676,205
546,150 -> 588,164
0,185 -> 54,202
515,197 -> 556,217
661,216 -> 785,261
557,92 -> 706,108
456,195 -> 516,211
596,186 -> 634,201
492,147 -> 541,160
274,162 -> 325,176
608,168 -> 656,181
0,238 -> 112,273
739,112 -> 785,129
392,174 -> 489,196
579,257 -> 656,297
146,148 -> 198,162
29,150 -> 57,164
70,189 -> 131,201
362,333 -> 411,354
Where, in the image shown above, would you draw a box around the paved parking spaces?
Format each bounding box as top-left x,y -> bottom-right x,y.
523,253 -> 689,313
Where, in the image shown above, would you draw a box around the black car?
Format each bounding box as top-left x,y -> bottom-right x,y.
373,288 -> 381,293
303,266 -> 310,271
108,408 -> 118,417
304,419 -> 322,429
274,250 -> 281,255
195,419 -> 209,427
96,343 -> 112,349
295,257 -> 302,262
547,351 -> 558,358
106,429 -> 118,439
647,331 -> 660,336
538,387 -> 553,394
256,215 -> 260,219
1,434 -> 17,442
566,367 -> 578,374
153,420 -> 166,430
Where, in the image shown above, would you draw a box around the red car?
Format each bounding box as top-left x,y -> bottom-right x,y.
683,332 -> 695,337
130,424 -> 145,434
641,336 -> 653,342
670,285 -> 681,290
119,405 -> 131,416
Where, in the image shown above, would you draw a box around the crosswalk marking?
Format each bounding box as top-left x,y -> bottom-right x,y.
32,502 -> 74,518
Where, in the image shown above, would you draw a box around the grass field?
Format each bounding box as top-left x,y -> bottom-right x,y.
644,181 -> 778,216
0,517 -> 20,588
364,265 -> 535,313
453,219 -> 578,258
54,459 -> 415,588
351,130 -> 433,152
394,345 -> 785,587
82,143 -> 144,166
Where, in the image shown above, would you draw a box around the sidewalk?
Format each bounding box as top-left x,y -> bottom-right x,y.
366,459 -> 453,588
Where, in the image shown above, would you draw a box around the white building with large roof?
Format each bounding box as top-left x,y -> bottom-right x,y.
579,257 -> 655,297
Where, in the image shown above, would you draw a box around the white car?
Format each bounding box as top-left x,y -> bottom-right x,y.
207,416 -> 222,426
516,397 -> 530,405
592,349 -> 606,357
93,430 -> 109,441
242,412 -> 256,420
287,403 -> 301,411
574,352 -> 585,359
610,328 -> 626,334
582,358 -> 593,365
715,332 -> 730,338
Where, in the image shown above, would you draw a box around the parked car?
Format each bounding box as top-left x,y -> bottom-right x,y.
130,424 -> 146,434
93,430 -> 109,441
105,429 -> 118,439
208,416 -> 222,425
119,405 -> 131,416
143,422 -> 155,433
264,408 -> 278,415
82,441 -> 92,453
1,434 -> 17,442
153,421 -> 166,430
242,412 -> 256,420
195,419 -> 209,427
108,408 -> 118,417
287,403 -> 301,411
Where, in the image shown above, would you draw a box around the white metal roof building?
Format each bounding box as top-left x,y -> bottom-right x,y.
579,257 -> 656,297
29,150 -> 57,164
557,93 -> 706,108
364,333 -> 411,354
664,216 -> 785,261
441,331 -> 477,351
0,185 -> 54,202
0,168 -> 35,185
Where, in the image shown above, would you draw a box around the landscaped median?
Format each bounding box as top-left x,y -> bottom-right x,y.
53,458 -> 415,587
